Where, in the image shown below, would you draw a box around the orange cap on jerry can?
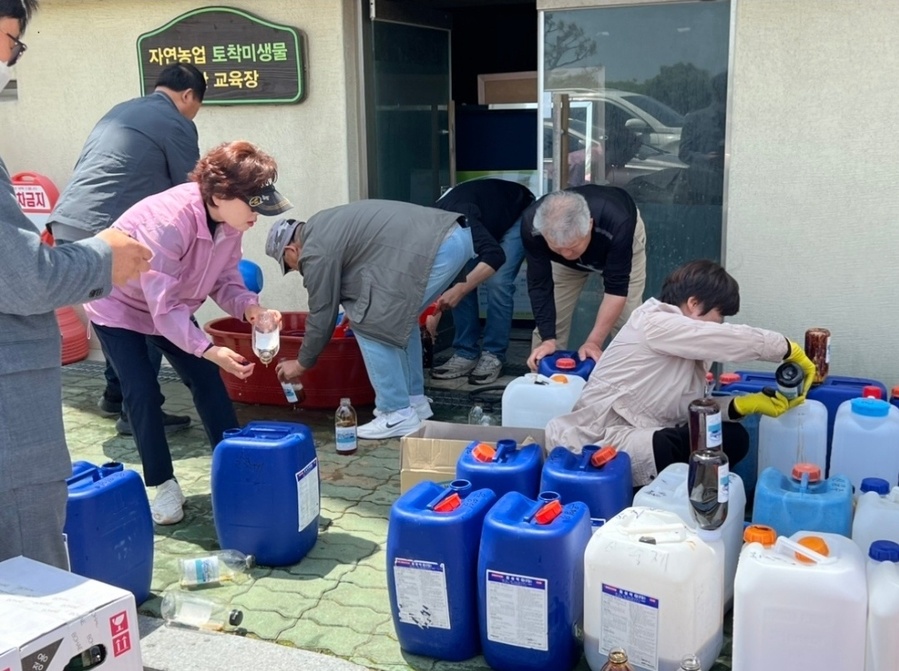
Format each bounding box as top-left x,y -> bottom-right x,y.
795,535 -> 830,563
719,372 -> 742,385
590,446 -> 618,468
534,499 -> 563,525
891,384 -> 899,399
791,463 -> 822,482
743,524 -> 777,547
433,493 -> 462,513
556,357 -> 576,370
472,443 -> 496,462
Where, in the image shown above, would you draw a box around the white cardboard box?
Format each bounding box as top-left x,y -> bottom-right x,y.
399,420 -> 546,493
0,646 -> 18,671
0,556 -> 141,671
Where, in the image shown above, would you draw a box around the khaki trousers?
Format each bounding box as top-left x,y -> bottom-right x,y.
532,211 -> 647,350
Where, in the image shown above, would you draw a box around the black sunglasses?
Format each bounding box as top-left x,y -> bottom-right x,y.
5,32 -> 26,67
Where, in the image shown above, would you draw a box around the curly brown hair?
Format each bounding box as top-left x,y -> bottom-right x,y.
189,140 -> 278,205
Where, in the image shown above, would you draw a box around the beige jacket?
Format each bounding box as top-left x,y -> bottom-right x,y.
545,298 -> 788,486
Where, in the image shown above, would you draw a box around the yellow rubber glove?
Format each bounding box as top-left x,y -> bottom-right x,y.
784,340 -> 817,395
732,391 -> 791,418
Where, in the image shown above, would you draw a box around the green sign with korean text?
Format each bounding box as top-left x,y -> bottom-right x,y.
137,7 -> 307,105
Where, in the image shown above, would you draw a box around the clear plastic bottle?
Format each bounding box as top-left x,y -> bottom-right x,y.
688,446 -> 729,530
335,397 -> 357,456
679,653 -> 703,670
160,591 -> 244,632
252,310 -> 280,365
179,549 -> 256,588
468,403 -> 497,426
600,647 -> 635,670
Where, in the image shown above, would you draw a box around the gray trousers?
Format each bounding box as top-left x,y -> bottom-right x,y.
0,481 -> 69,569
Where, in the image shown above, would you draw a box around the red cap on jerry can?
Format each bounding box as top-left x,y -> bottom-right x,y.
556,357 -> 576,370
534,499 -> 563,525
862,385 -> 883,399
433,493 -> 462,513
590,446 -> 618,468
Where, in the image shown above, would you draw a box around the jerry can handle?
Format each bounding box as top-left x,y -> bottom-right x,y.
775,535 -> 834,565
578,446 -> 598,471
66,466 -> 101,487
426,480 -> 472,511
525,491 -> 562,523
494,439 -> 517,462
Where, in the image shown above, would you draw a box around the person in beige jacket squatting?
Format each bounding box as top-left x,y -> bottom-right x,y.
545,259 -> 816,486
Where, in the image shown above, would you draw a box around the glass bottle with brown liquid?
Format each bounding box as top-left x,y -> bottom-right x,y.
335,397 -> 358,456
600,648 -> 635,670
804,327 -> 831,385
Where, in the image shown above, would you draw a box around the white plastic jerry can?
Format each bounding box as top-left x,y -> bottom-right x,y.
865,540 -> 899,671
583,507 -> 724,671
757,399 -> 828,478
501,373 -> 586,430
852,480 -> 899,555
732,531 -> 867,671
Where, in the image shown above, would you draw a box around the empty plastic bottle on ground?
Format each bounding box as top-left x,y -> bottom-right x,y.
179,549 -> 256,588
335,397 -> 358,455
161,591 -> 245,633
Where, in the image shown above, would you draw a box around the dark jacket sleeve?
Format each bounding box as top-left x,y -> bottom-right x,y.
600,212 -> 637,297
521,211 -> 557,341
164,120 -> 201,186
469,217 -> 505,271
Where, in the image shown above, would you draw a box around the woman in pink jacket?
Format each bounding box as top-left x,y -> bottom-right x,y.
85,140 -> 291,525
546,260 -> 816,486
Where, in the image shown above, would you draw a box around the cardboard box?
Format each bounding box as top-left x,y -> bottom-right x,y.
0,645 -> 18,671
0,556 -> 141,671
400,420 -> 546,493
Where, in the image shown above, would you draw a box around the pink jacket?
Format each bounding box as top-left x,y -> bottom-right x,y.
84,183 -> 258,357
545,298 -> 788,485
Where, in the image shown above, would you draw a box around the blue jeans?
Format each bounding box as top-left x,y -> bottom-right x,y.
93,324 -> 239,486
451,217 -> 525,362
355,225 -> 474,413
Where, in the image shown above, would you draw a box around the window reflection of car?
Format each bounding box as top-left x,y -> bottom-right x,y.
543,121 -> 686,194
611,91 -> 684,154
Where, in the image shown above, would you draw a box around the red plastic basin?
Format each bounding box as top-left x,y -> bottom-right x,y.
204,313 -> 374,408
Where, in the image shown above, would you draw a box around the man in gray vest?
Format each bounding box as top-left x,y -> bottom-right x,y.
0,0 -> 154,568
48,62 -> 207,436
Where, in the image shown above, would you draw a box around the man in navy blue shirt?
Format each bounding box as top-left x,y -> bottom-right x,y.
47,63 -> 206,435
431,178 -> 535,384
522,184 -> 646,371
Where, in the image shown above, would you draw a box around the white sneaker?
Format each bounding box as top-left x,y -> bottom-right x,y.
151,478 -> 185,525
374,396 -> 433,420
357,407 -> 421,440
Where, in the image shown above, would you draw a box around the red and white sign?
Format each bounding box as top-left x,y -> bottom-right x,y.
11,172 -> 59,232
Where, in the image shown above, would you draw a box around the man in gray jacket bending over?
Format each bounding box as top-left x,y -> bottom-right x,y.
266,200 -> 474,439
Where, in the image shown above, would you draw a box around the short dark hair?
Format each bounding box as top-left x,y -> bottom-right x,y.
1,0 -> 38,31
154,63 -> 207,102
189,140 -> 278,205
660,259 -> 740,317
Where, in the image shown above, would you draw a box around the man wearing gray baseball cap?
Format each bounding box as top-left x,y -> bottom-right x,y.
265,200 -> 474,439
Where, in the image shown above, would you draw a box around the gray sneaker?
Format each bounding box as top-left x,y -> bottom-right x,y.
468,352 -> 503,385
431,354 -> 477,379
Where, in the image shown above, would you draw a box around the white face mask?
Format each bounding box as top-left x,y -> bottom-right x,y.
0,61 -> 11,92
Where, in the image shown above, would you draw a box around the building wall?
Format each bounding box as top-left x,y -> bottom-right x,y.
726,0 -> 899,383
0,0 -> 363,353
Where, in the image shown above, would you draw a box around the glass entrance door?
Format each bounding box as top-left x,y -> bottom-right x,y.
364,0 -> 452,205
540,0 -> 732,304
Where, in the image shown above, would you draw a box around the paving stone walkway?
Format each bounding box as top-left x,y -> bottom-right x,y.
60,366 -> 732,671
